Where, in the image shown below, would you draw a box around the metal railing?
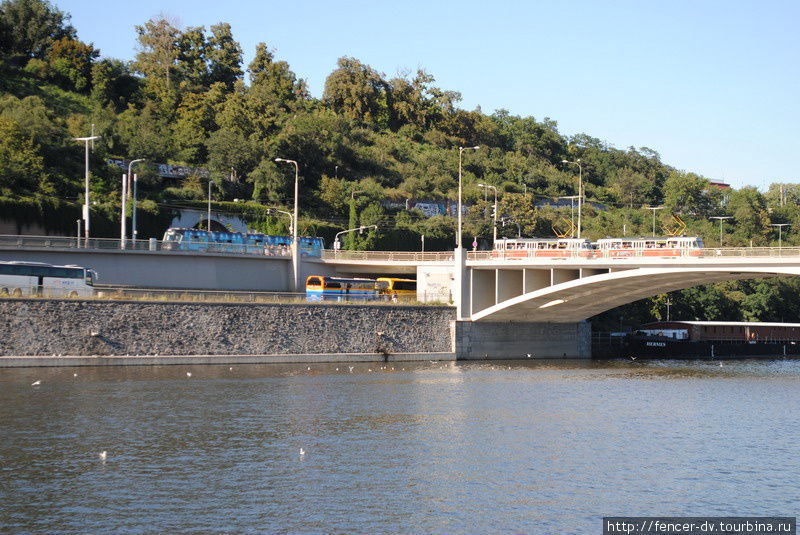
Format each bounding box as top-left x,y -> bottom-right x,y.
320,250 -> 455,262
468,247 -> 800,261
3,234 -> 800,262
0,234 -> 293,258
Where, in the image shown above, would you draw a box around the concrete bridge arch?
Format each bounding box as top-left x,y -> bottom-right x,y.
470,266 -> 800,323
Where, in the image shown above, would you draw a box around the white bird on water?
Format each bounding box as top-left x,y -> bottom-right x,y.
299,448 -> 305,456
99,451 -> 107,461
31,380 -> 41,386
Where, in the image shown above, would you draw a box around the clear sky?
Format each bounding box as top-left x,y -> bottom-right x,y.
57,0 -> 799,190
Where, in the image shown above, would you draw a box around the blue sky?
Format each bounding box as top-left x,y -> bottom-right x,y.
57,0 -> 799,190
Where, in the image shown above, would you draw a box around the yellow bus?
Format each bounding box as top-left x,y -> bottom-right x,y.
376,277 -> 416,301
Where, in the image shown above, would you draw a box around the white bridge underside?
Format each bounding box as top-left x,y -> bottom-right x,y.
472,266 -> 800,323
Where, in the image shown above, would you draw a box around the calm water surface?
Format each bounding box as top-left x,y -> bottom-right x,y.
1,359 -> 799,534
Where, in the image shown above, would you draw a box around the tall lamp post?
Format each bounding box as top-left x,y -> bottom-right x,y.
770,223 -> 790,253
477,183 -> 498,247
457,146 -> 480,248
74,135 -> 100,247
709,216 -> 732,247
122,158 -> 144,248
644,206 -> 665,237
275,158 -> 300,291
561,159 -> 583,238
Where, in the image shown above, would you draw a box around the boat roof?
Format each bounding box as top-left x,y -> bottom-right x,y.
642,321 -> 800,328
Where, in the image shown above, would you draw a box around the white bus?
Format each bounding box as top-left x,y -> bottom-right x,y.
0,261 -> 97,297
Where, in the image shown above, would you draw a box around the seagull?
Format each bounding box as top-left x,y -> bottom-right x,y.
99,451 -> 107,461
335,368 -> 339,371
229,367 -> 233,371
299,448 -> 305,456
526,353 -> 532,358
186,372 -> 192,377
348,366 -> 354,373
307,367 -> 311,371
31,380 -> 41,386
73,373 -> 77,377
629,356 -> 637,361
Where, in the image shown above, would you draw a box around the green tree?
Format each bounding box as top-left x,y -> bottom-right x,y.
663,171 -> 714,215
206,22 -> 242,89
45,36 -> 98,91
727,187 -> 770,245
90,58 -> 139,111
0,0 -> 76,62
0,116 -> 47,194
322,56 -> 387,126
176,25 -> 208,89
132,16 -> 181,109
612,167 -> 653,208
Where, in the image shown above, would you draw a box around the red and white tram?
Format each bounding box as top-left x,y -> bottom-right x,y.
593,236 -> 703,258
492,238 -> 594,259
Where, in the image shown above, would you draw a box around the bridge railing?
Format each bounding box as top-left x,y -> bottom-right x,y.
3,234 -> 800,261
0,234 -> 293,257
320,250 -> 455,262
468,247 -> 800,261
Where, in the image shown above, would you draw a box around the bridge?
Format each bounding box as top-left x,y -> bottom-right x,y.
3,234 -> 800,359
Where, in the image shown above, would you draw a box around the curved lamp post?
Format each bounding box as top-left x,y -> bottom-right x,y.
274,158 -> 300,291
457,146 -> 480,248
477,183 -> 498,247
709,216 -> 732,246
123,158 -> 144,248
74,135 -> 100,247
561,159 -> 583,238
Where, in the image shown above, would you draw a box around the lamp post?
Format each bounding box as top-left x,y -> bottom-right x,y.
333,225 -> 378,251
557,195 -> 581,236
122,158 -> 144,248
477,183 -> 498,247
457,146 -> 480,248
501,218 -> 522,238
207,178 -> 213,232
74,135 -> 100,247
644,206 -> 665,237
562,159 -> 583,238
709,216 -> 732,247
770,223 -> 790,253
267,207 -> 293,235
275,158 -> 300,291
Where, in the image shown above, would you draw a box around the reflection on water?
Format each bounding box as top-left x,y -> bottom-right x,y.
1,359 -> 799,534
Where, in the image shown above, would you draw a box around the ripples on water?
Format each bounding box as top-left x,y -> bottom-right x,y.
1,359 -> 799,534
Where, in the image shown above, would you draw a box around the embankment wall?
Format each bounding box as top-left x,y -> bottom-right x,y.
0,300 -> 455,364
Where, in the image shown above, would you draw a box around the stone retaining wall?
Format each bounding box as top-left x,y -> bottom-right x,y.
0,300 -> 455,357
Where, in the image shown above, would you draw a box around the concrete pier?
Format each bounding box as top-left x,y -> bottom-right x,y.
454,321 -> 591,359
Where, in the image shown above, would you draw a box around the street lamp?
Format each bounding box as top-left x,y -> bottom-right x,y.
501,218 -> 522,238
557,195 -> 581,237
562,159 -> 583,238
477,183 -> 498,247
74,135 -> 100,247
333,225 -> 378,251
274,158 -> 300,291
770,223 -> 790,252
266,207 -> 293,235
457,146 -> 480,248
709,216 -> 732,247
122,158 -> 144,248
644,206 -> 665,237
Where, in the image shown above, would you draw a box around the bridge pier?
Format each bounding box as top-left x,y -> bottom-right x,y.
453,321 -> 591,359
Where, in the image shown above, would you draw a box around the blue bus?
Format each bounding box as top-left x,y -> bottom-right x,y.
162,228 -> 324,257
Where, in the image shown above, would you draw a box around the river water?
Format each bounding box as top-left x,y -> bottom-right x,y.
1,359 -> 798,534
